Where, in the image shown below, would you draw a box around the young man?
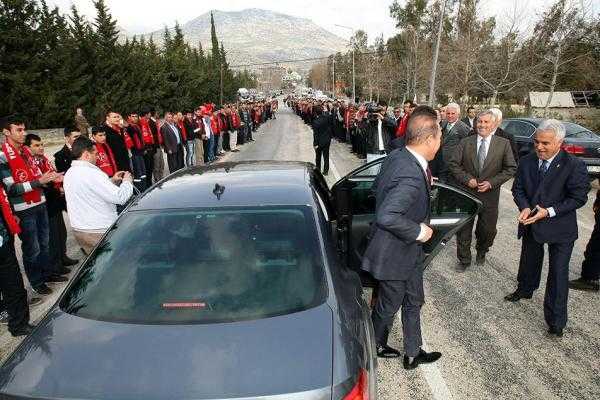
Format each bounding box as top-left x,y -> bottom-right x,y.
54,126 -> 81,174
102,111 -> 132,173
126,112 -> 148,191
26,133 -> 78,277
63,137 -> 134,255
139,110 -> 156,188
0,116 -> 64,295
148,109 -> 165,182
91,127 -> 118,177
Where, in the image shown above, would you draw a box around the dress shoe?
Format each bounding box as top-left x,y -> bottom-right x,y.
10,323 -> 36,337
32,284 -> 53,295
403,349 -> 442,370
376,344 -> 401,358
475,252 -> 486,266
457,261 -> 471,271
548,326 -> 564,337
28,296 -> 43,306
569,278 -> 599,292
56,266 -> 71,275
46,274 -> 68,283
62,256 -> 79,266
0,310 -> 8,324
504,290 -> 532,302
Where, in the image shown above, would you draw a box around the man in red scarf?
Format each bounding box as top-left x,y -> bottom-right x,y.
396,100 -> 415,138
26,133 -> 77,280
0,115 -> 64,296
92,127 -> 118,177
126,112 -> 148,191
139,110 -> 156,188
102,111 -> 132,173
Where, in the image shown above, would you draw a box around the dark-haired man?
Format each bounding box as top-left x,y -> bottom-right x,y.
312,105 -> 333,175
0,116 -> 64,296
102,111 -> 131,173
461,106 -> 477,129
126,112 -> 147,191
63,137 -> 133,254
395,100 -> 415,138
54,126 -> 81,174
362,106 -> 442,369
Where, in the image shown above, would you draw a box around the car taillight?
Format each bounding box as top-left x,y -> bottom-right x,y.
343,369 -> 369,400
562,144 -> 585,154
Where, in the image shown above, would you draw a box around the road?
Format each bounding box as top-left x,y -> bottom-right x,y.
1,105 -> 599,399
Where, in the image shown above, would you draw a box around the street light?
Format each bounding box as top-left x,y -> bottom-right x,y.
334,24 -> 356,103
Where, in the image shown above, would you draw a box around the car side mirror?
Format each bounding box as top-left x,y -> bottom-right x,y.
332,180 -> 356,256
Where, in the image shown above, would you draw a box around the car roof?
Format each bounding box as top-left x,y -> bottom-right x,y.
130,161 -> 318,211
504,117 -> 544,125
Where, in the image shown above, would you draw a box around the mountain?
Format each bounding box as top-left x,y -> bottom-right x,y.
141,9 -> 347,69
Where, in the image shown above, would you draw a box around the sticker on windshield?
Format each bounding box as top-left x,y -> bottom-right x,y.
162,302 -> 206,309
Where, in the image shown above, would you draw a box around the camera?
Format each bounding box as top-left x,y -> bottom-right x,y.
366,103 -> 382,121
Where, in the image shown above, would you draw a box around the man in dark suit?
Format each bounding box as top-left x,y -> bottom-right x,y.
312,105 -> 332,175
507,120 -> 589,336
359,102 -> 397,163
439,103 -> 471,182
362,106 -> 442,370
449,110 -> 517,268
102,111 -> 131,173
569,183 -> 600,292
161,112 -> 184,173
490,108 -> 519,162
461,106 -> 477,129
54,126 -> 81,174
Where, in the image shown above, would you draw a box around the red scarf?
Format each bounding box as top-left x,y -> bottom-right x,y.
231,112 -> 241,129
139,117 -> 155,145
210,116 -> 219,135
177,121 -> 188,141
0,186 -> 20,235
32,153 -> 61,191
396,114 -> 409,138
95,143 -> 117,177
2,143 -> 42,204
112,124 -> 133,149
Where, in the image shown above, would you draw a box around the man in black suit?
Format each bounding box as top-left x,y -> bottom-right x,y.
362,106 -> 442,369
161,112 -> 184,173
438,103 -> 471,182
461,106 -> 477,129
570,183 -> 600,292
102,111 -> 131,173
54,126 -> 81,174
506,119 -> 589,337
449,110 -> 517,268
359,102 -> 396,163
312,105 -> 332,175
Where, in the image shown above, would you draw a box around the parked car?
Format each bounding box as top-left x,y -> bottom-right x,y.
0,160 -> 480,400
501,118 -> 600,178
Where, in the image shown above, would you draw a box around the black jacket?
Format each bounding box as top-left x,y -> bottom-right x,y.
312,114 -> 333,148
53,145 -> 74,174
103,123 -> 131,172
360,117 -> 396,154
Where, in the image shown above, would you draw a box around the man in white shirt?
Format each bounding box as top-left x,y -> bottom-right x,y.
63,137 -> 133,254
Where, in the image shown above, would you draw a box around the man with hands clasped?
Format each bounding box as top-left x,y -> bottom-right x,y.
448,110 -> 517,269
505,119 -> 589,337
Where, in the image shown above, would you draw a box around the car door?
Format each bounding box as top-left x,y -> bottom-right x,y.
331,157 -> 481,279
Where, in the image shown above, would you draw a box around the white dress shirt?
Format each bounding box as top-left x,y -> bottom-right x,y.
538,152 -> 559,218
406,147 -> 430,242
202,117 -> 212,139
477,134 -> 492,158
64,160 -> 134,232
377,120 -> 385,152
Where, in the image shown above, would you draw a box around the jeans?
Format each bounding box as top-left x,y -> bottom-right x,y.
18,204 -> 52,288
185,140 -> 196,167
217,134 -> 224,154
229,130 -> 237,151
206,135 -> 215,162
131,153 -> 147,192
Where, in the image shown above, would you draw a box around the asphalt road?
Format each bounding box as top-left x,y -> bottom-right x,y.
1,105 -> 599,399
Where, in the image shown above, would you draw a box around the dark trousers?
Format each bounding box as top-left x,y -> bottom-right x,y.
167,145 -> 184,174
371,264 -> 424,357
315,144 -> 330,174
0,236 -> 30,333
516,230 -> 574,329
456,201 -> 499,263
131,153 -> 147,192
143,151 -> 155,188
48,211 -> 68,273
223,131 -> 230,151
581,212 -> 600,280
18,204 -> 52,288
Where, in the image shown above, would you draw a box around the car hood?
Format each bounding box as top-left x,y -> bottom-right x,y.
0,304 -> 333,400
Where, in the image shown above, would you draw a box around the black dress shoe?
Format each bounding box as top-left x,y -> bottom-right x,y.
403,349 -> 442,370
569,278 -> 600,292
504,291 -> 532,302
475,252 -> 486,266
62,257 -> 79,266
46,274 -> 68,283
548,326 -> 564,337
376,344 -> 401,358
32,284 -> 53,295
10,323 -> 36,337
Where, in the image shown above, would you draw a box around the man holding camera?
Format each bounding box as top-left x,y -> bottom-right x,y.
359,102 -> 397,163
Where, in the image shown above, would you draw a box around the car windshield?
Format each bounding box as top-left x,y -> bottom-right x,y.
563,122 -> 599,139
61,207 -> 327,324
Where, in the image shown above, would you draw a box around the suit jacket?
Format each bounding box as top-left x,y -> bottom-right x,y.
468,127 -> 518,162
53,145 -> 74,174
161,123 -> 182,154
461,117 -> 475,129
312,114 -> 333,148
512,150 -> 589,243
362,147 -> 430,281
448,134 -> 517,205
103,123 -> 131,172
442,120 -> 471,165
360,117 -> 396,154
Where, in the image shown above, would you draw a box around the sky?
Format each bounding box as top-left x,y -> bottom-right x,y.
45,0 -> 599,42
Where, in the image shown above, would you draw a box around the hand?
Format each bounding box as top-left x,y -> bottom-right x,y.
418,224 -> 434,243
53,173 -> 64,183
523,205 -> 549,225
14,216 -> 20,225
39,171 -> 60,184
518,208 -> 531,224
477,181 -> 492,192
111,171 -> 125,184
467,178 -> 478,189
122,172 -> 133,183
314,145 -> 319,149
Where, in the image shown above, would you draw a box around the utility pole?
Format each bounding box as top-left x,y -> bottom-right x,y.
332,57 -> 335,97
428,0 -> 447,107
220,63 -> 224,105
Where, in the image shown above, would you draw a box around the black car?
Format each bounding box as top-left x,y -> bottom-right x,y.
0,160 -> 480,400
501,118 -> 600,178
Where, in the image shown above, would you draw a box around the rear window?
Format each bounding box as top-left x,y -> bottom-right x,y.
61,207 -> 327,324
563,122 -> 599,139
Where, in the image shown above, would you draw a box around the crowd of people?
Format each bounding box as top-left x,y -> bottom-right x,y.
0,98 -> 278,337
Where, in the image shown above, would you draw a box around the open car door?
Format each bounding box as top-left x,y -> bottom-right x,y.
331,157 -> 482,284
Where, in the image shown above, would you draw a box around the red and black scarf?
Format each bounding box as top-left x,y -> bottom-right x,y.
95,143 -> 117,177
2,142 -> 42,204
0,186 -> 20,235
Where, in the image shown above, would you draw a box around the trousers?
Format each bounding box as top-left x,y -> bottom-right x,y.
0,236 -> 29,334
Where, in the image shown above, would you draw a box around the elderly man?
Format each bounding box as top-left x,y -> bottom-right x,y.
435,103 -> 471,181
448,110 -> 517,269
506,120 -> 589,337
64,137 -> 133,254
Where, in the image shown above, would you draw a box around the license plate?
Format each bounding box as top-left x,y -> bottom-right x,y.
587,165 -> 600,173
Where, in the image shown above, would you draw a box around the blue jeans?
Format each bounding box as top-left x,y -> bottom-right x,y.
208,135 -> 216,161
18,204 -> 52,288
185,140 -> 195,167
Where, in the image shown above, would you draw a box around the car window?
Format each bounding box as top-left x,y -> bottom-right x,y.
61,207 -> 327,324
563,122 -> 599,139
504,121 -> 535,138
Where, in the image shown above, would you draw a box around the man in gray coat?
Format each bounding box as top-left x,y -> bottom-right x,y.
362,106 -> 442,370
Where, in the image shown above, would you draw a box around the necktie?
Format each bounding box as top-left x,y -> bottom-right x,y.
478,138 -> 487,171
538,160 -> 549,182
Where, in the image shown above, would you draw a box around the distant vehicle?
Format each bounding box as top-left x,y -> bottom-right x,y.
0,160 -> 480,400
501,118 -> 600,178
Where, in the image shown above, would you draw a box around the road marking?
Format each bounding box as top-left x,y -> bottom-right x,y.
500,187 -> 593,232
